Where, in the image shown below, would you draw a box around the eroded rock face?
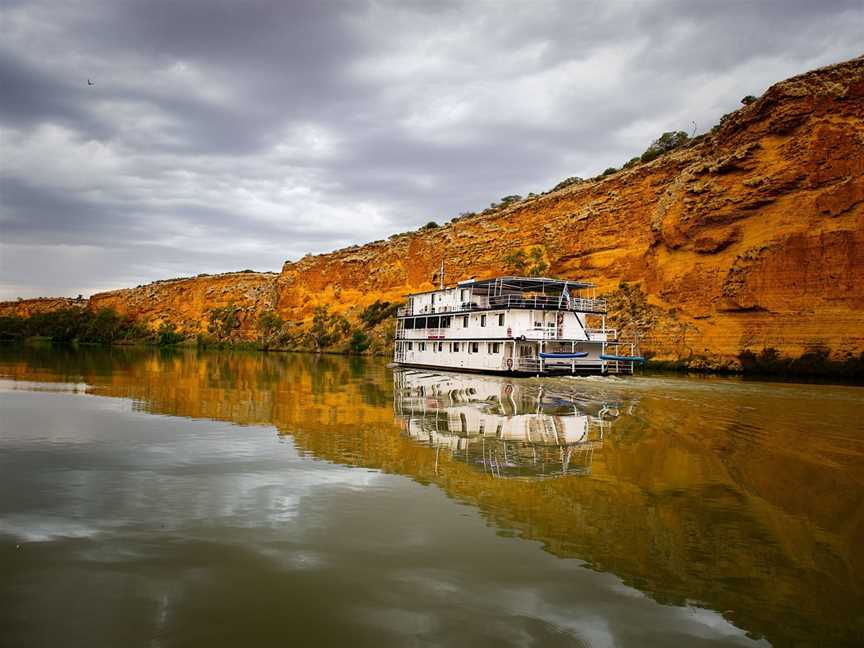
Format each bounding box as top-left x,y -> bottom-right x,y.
88,272 -> 280,340
0,297 -> 88,318
2,57 -> 862,369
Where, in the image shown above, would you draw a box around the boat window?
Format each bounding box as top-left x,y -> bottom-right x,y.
480,314 -> 487,327
460,289 -> 467,302
452,342 -> 460,352
419,342 -> 426,351
407,342 -> 413,350
462,315 -> 468,327
488,342 -> 501,354
437,342 -> 443,352
497,313 -> 504,326
428,316 -> 440,329
416,317 -> 426,329
469,342 -> 479,353
441,316 -> 451,328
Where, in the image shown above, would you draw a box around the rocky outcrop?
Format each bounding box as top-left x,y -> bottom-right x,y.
88,271 -> 279,337
2,57 -> 863,369
0,296 -> 88,318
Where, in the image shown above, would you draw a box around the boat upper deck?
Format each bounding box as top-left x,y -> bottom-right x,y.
397,276 -> 607,317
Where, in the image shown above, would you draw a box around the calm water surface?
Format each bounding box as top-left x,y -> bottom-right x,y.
0,346 -> 862,647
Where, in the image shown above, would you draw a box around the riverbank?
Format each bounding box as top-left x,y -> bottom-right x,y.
4,336 -> 863,383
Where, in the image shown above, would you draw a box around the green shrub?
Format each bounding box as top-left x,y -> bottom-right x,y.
81,308 -> 125,344
156,322 -> 184,346
0,315 -> 27,340
307,305 -> 350,351
710,112 -> 735,134
640,131 -> 689,163
552,176 -> 583,192
208,304 -> 241,340
504,246 -> 548,277
503,249 -> 527,275
741,95 -> 758,105
528,246 -> 548,277
348,329 -> 371,354
421,221 -> 439,230
738,347 -> 863,378
0,307 -> 147,345
258,310 -> 285,349
359,300 -> 400,328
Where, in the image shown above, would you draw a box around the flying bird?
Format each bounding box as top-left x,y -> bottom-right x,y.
87,79 -> 94,86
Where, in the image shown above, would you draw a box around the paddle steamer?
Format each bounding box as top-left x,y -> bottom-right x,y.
393,276 -> 641,375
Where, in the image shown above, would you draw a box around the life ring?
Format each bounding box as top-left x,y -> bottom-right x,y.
504,383 -> 513,395
506,327 -> 512,337
506,358 -> 513,370
557,313 -> 564,324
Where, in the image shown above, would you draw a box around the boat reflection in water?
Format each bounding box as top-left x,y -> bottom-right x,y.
393,369 -> 622,479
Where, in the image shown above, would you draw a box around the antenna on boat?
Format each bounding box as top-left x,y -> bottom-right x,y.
439,259 -> 445,289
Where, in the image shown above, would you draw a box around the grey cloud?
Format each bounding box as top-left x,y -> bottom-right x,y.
1,0 -> 862,299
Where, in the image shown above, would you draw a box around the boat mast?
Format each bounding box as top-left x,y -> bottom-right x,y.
439,259 -> 445,290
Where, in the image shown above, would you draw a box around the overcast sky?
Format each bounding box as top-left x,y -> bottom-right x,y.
1,0 -> 861,299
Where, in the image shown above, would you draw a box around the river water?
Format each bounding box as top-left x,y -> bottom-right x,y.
0,346 -> 861,647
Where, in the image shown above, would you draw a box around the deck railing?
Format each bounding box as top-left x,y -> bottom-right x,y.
584,328 -> 615,340
518,326 -> 560,340
396,325 -> 617,341
397,302 -> 478,317
515,357 -> 542,372
487,295 -> 606,313
397,295 -> 607,317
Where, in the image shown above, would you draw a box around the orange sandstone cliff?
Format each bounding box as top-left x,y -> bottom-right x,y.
2,57 -> 863,369
88,271 -> 279,334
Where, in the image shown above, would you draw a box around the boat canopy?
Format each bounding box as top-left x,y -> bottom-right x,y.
408,276 -> 595,298
461,276 -> 595,297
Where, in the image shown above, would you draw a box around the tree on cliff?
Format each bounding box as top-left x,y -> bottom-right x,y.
503,249 -> 528,274
258,310 -> 286,349
359,300 -> 400,328
349,329 -> 371,353
527,247 -> 549,277
208,304 -> 241,341
308,305 -> 350,351
552,176 -> 583,191
503,246 -> 548,277
81,308 -> 125,344
640,131 -> 689,162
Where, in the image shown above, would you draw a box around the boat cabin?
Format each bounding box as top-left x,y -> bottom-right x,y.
393,276 -> 640,375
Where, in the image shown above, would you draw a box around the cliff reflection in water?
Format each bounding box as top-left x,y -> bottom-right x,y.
393,370 -> 623,479
1,346 -> 862,646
